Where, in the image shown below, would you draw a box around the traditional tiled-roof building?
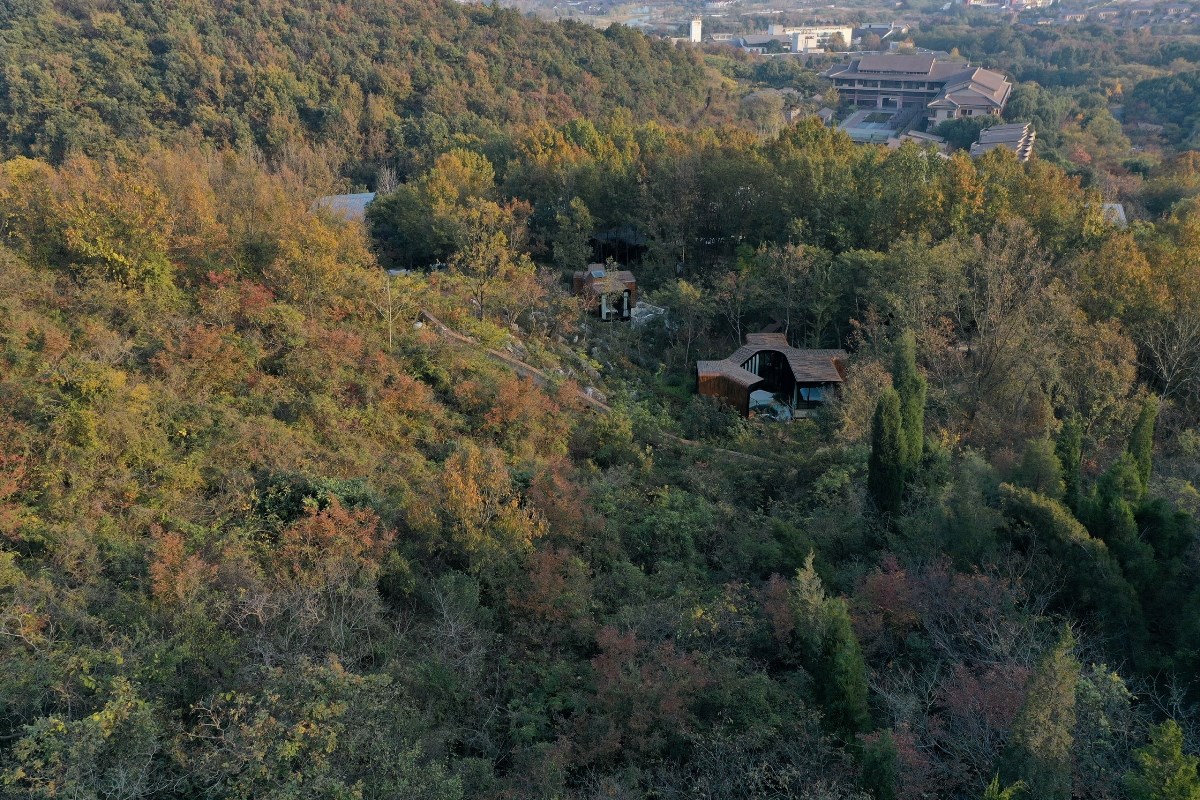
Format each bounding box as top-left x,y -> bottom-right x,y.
822,54 -> 1011,126
969,122 -> 1036,161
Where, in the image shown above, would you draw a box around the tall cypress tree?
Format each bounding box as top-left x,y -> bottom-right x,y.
787,559 -> 872,741
1055,413 -> 1083,513
1004,630 -> 1080,800
892,330 -> 926,469
1128,395 -> 1159,491
861,730 -> 900,800
818,597 -> 872,741
869,389 -> 906,517
1091,455 -> 1157,594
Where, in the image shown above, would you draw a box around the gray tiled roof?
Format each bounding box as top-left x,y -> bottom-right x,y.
313,192 -> 377,221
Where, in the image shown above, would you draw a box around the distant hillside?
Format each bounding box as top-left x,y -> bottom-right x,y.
1128,69 -> 1200,133
0,0 -> 725,179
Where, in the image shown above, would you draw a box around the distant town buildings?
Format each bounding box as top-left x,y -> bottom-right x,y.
969,122 -> 1036,161
1033,0 -> 1200,27
786,105 -> 837,126
670,18 -> 702,45
717,23 -> 852,53
766,23 -> 853,51
823,54 -> 1011,126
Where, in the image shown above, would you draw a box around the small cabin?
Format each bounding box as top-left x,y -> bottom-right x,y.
572,265 -> 638,321
697,333 -> 847,418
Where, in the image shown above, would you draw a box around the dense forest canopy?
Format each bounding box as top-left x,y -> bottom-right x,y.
0,0 -> 733,181
1,1 -> 1200,799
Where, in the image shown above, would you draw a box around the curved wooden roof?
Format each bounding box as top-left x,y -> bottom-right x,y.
710,333 -> 847,384
697,359 -> 762,388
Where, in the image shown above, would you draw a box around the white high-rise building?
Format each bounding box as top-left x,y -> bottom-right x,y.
689,18 -> 702,43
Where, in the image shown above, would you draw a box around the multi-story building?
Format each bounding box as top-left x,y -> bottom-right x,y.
765,24 -> 853,51
823,54 -> 1012,125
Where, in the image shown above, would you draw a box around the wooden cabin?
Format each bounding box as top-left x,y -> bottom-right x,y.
697,333 -> 847,418
572,265 -> 638,321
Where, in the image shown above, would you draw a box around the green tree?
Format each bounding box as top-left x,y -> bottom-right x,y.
1004,631 -> 1080,800
787,557 -> 872,741
1128,395 -> 1160,490
1056,414 -> 1083,512
652,279 -> 712,367
5,678 -> 168,799
185,659 -> 462,800
982,774 -> 1025,800
1125,720 -> 1200,800
868,389 -> 906,517
935,116 -> 999,150
861,730 -> 900,800
1014,438 -> 1065,500
551,196 -> 594,273
1089,454 -> 1157,593
58,157 -> 175,288
818,597 -> 872,740
941,451 -> 1004,563
759,241 -> 815,340
740,92 -> 785,137
446,200 -> 535,322
714,247 -> 768,343
892,330 -> 926,469
367,183 -> 440,270
1000,485 -> 1147,657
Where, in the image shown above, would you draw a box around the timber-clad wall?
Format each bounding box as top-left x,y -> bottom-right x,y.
697,374 -> 752,417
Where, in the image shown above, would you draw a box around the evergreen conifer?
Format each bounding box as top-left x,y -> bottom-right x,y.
869,389 -> 906,517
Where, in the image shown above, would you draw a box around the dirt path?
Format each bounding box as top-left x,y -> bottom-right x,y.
418,309 -> 769,464
418,310 -> 611,412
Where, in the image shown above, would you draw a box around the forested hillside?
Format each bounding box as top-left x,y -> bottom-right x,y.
1,1 -> 1200,799
0,0 -> 730,180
